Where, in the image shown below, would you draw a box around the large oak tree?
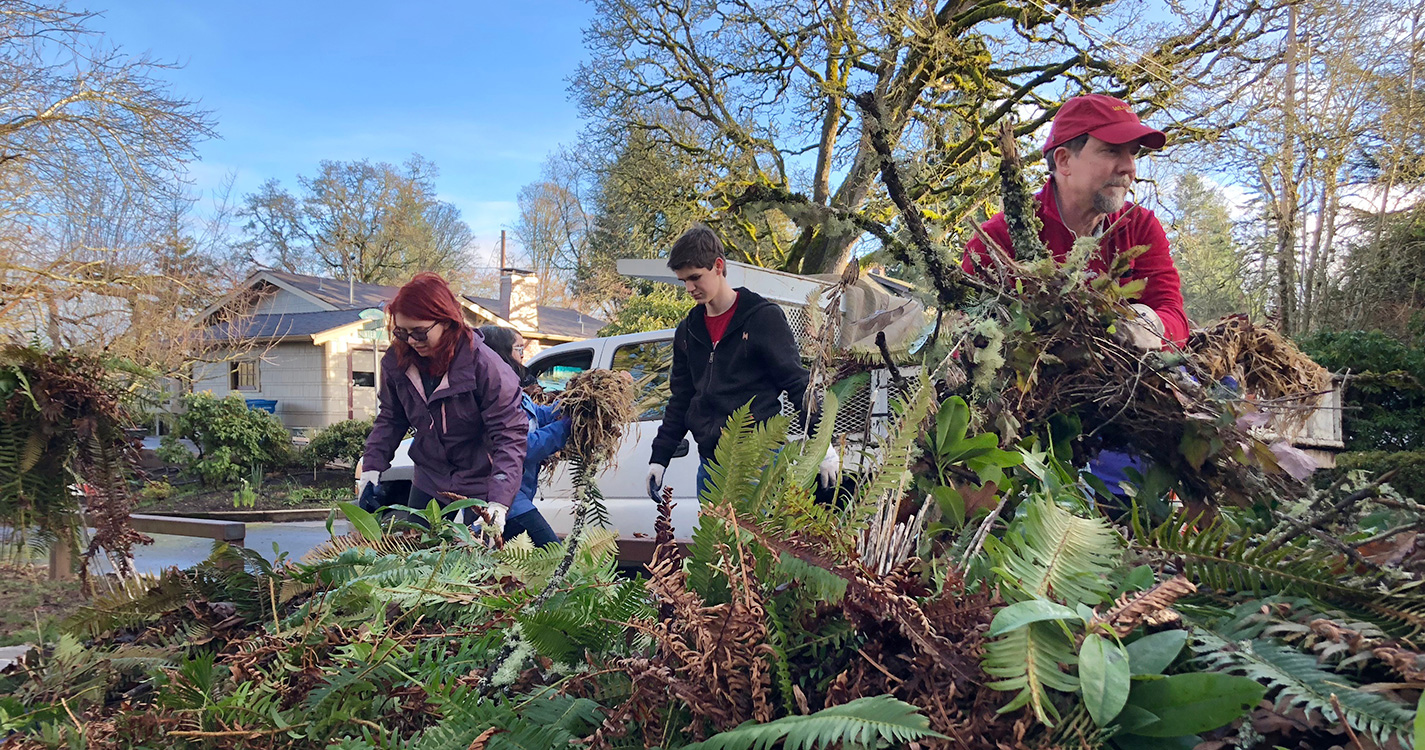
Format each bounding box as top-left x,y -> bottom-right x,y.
573,0 -> 1285,275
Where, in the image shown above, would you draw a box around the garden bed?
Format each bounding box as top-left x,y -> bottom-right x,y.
136,469 -> 356,515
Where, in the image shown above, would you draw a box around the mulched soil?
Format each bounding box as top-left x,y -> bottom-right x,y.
137,469 -> 357,514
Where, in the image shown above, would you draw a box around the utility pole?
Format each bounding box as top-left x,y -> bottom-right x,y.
499,230 -> 507,271
1275,3 -> 1299,335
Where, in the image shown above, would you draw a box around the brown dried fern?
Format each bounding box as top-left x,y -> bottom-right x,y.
1092,575 -> 1197,637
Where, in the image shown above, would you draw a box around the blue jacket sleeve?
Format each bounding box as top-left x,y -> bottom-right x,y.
526,403 -> 571,465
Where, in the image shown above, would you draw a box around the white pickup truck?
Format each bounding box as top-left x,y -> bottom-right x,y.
371,328 -> 704,563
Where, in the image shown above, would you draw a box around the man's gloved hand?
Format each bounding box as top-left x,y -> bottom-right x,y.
358,470 -> 380,497
647,463 -> 666,502
1117,303 -> 1166,351
818,445 -> 840,489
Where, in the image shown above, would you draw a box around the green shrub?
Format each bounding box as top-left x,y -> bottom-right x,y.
598,283 -> 690,336
1297,330 -> 1425,451
160,392 -> 292,486
1327,450 -> 1425,502
139,480 -> 174,502
300,419 -> 373,469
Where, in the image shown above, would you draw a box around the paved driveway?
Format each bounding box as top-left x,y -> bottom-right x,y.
125,519 -> 353,575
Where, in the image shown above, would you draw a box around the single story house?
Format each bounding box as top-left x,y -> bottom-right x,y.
193,268 -> 603,434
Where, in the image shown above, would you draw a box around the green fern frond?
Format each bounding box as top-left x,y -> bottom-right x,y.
105,644 -> 183,674
518,573 -> 651,663
302,661 -> 389,717
987,496 -> 1121,605
765,604 -> 798,716
786,389 -> 839,491
498,529 -> 620,591
496,534 -> 565,585
402,689 -> 575,750
571,457 -> 612,529
705,402 -> 790,512
773,552 -> 848,603
686,407 -> 760,602
518,694 -> 605,735
1133,510 -> 1425,636
982,620 -> 1079,726
300,530 -> 431,564
20,429 -> 44,472
848,374 -> 934,521
326,737 -> 381,750
681,694 -> 943,750
64,571 -> 189,638
1193,629 -> 1416,748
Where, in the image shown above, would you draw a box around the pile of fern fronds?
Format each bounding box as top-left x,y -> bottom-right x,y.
6,362 -> 1425,750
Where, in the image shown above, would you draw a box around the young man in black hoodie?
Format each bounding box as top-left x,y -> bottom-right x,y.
646,226 -> 838,500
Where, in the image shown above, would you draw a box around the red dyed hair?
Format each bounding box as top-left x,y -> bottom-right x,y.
388,272 -> 469,377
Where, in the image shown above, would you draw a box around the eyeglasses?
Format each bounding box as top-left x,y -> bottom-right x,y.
392,323 -> 438,342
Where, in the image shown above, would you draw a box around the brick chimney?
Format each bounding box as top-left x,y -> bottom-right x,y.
499,268 -> 539,333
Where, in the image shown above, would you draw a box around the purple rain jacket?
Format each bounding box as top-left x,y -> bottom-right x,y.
361,327 -> 528,509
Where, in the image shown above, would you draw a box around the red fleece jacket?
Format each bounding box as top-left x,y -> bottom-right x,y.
963,178 -> 1189,346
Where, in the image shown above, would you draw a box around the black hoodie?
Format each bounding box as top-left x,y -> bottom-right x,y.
650,287 -> 811,466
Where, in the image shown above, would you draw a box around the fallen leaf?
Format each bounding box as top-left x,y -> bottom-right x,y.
1268,441 -> 1317,480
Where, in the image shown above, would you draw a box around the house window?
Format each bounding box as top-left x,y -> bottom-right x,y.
352,371 -> 376,388
230,359 -> 259,391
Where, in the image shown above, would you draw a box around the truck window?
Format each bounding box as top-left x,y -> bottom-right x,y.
527,349 -> 594,392
612,339 -> 673,421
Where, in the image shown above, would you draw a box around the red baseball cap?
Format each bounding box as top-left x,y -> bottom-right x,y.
1042,94 -> 1166,154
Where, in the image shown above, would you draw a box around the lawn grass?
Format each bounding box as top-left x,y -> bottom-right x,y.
0,565 -> 85,647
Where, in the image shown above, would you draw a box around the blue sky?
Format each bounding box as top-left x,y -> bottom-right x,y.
98,1 -> 594,268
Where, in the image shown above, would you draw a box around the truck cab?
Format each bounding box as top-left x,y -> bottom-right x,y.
520,328 -> 700,563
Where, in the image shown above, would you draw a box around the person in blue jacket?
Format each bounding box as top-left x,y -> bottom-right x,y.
479,325 -> 567,547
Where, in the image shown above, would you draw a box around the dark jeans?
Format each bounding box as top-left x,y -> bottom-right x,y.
696,457 -> 714,500
505,509 -> 558,547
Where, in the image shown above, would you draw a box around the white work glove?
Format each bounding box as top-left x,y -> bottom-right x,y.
473,502 -> 508,538
1118,303 -> 1167,351
818,445 -> 840,489
358,470 -> 380,497
647,463 -> 666,502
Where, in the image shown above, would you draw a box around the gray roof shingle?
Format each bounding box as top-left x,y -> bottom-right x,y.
263,270 -> 397,309
216,271 -> 604,341
207,309 -> 366,342
464,296 -> 605,339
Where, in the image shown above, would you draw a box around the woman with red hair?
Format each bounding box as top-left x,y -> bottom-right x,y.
359,272 -> 527,533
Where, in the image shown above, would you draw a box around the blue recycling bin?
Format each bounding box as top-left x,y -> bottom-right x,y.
245,399 -> 278,414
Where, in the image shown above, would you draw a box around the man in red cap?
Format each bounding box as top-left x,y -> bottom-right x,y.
963,94 -> 1188,349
